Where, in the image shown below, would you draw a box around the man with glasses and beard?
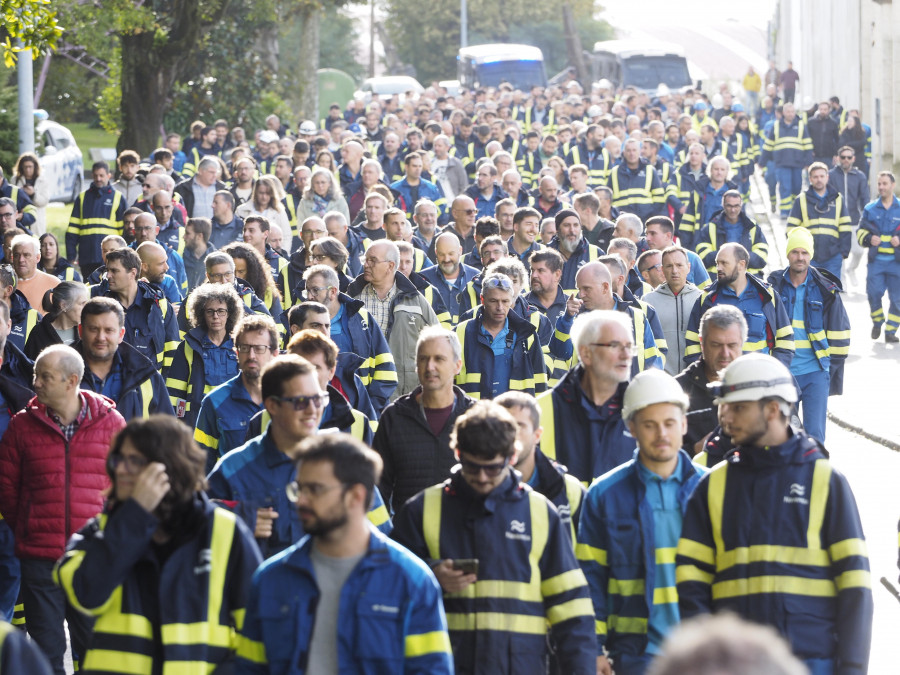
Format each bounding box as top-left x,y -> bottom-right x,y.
206,355 -> 391,559
391,401 -> 594,675
236,434 -> 453,674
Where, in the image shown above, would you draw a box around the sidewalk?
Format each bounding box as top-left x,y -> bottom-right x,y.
749,175 -> 900,450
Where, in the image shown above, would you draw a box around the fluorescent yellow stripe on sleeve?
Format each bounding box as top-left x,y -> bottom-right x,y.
835,569 -> 872,591
575,542 -> 607,565
546,597 -> 594,626
404,631 -> 452,658
828,538 -> 868,561
541,569 -> 587,597
366,504 -> 390,528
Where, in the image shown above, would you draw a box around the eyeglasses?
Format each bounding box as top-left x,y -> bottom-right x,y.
107,452 -> 149,474
271,392 -> 329,411
303,230 -> 327,238
0,212 -> 15,219
839,155 -> 854,160
483,277 -> 513,291
235,343 -> 273,355
286,480 -> 347,502
205,308 -> 228,317
456,209 -> 477,215
207,272 -> 235,283
309,254 -> 331,262
363,257 -> 389,266
590,341 -> 638,355
459,456 -> 510,478
304,285 -> 332,296
642,263 -> 662,272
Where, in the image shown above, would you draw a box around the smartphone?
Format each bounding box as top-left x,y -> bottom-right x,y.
452,558 -> 479,575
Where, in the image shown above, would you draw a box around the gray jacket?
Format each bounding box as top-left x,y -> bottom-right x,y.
828,166 -> 869,225
643,282 -> 702,376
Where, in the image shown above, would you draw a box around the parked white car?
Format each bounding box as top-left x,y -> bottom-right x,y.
37,119 -> 84,203
355,76 -> 424,104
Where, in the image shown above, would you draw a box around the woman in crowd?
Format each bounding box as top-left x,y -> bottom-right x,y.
24,281 -> 89,360
838,114 -> 869,175
54,415 -> 261,674
235,174 -> 291,243
37,233 -> 82,282
221,242 -> 283,322
12,152 -> 49,235
165,283 -> 243,427
296,167 -> 350,226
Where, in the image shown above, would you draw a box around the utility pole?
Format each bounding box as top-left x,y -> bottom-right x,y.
17,46 -> 35,154
460,0 -> 468,49
369,0 -> 376,78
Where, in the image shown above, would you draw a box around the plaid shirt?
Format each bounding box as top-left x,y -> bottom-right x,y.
359,282 -> 398,335
47,393 -> 89,443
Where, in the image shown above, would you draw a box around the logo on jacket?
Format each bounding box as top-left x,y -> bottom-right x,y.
194,548 -> 212,575
506,519 -> 530,541
784,483 -> 809,505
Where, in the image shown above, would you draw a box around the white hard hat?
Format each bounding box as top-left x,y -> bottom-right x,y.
597,78 -> 612,90
622,369 -> 690,421
656,84 -> 671,97
587,105 -> 603,118
709,353 -> 798,405
298,120 -> 317,134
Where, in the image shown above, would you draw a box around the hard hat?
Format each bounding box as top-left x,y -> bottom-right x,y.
656,84 -> 671,97
708,353 -> 798,405
588,105 -> 603,117
597,78 -> 612,90
622,369 -> 690,421
258,130 -> 278,144
693,101 -> 708,111
299,120 -> 317,134
732,102 -> 744,112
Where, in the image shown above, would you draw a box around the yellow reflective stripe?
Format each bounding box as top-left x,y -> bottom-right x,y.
139,378 -> 153,418
447,579 -> 539,601
707,464 -> 727,557
546,597 -> 593,626
423,486 -> 443,560
609,578 -> 644,596
576,542 -> 607,566
366,503 -> 390,528
55,549 -> 117,617
653,586 -> 678,604
235,635 -> 267,664
537,392 -> 555,459
350,410 -> 366,441
595,619 -> 607,636
193,427 -> 219,451
655,547 -> 677,565
834,569 -> 871,591
404,630 -> 452,658
826,330 -> 851,340
829,538 -> 868,561
83,649 -> 152,674
712,575 -> 837,599
677,537 -> 715,566
717,545 -> 829,572
807,459 -> 831,550
445,612 -> 546,634
676,564 -> 714,585
541,569 -> 586,597
371,352 -> 396,366
609,615 -> 648,634
371,370 -> 399,381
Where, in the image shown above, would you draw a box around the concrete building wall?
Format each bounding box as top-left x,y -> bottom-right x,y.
772,0 -> 900,175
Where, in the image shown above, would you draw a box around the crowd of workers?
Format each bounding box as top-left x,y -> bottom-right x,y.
0,58 -> 891,674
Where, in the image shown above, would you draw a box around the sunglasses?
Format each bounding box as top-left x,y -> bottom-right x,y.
460,457 -> 510,478
483,277 -> 513,291
271,392 -> 329,411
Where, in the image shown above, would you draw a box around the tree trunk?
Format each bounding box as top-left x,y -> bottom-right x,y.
118,32 -> 179,155
297,4 -> 320,124
562,3 -> 589,87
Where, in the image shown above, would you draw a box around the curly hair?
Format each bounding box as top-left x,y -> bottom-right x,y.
107,415 -> 208,527
221,242 -> 281,304
187,282 -> 244,334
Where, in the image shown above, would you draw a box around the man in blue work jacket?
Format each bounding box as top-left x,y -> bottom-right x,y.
579,369 -> 705,675
767,228 -> 850,442
858,170 -> 900,343
236,433 -> 453,674
206,355 -> 391,560
676,353 -> 873,675
392,401 -> 596,675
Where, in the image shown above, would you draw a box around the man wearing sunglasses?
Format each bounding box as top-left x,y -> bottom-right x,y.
207,355 -> 391,560
828,147 -> 869,286
392,401 -> 595,674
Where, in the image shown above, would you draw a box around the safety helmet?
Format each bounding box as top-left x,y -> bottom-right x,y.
622,368 -> 690,421
708,353 -> 798,405
597,78 -> 612,90
656,83 -> 671,98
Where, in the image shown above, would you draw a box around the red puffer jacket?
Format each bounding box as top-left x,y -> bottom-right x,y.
0,391 -> 126,560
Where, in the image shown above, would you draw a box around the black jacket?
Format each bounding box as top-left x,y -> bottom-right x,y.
23,313 -> 64,361
0,370 -> 34,418
372,385 -> 476,513
675,358 -> 718,452
1,342 -> 33,392
807,114 -> 840,159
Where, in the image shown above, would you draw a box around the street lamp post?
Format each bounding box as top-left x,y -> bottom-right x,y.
461,0 -> 467,49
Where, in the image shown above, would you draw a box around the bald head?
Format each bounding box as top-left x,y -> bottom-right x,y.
136,241 -> 169,284
576,261 -> 611,286
575,262 -> 613,311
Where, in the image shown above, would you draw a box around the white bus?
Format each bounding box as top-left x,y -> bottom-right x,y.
591,40 -> 694,93
457,44 -> 547,91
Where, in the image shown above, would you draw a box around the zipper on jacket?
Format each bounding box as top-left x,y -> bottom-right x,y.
65,439 -> 71,542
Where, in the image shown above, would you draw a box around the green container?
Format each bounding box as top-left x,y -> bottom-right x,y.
317,69 -> 357,124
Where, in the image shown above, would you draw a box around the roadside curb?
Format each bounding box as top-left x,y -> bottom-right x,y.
827,411 -> 900,452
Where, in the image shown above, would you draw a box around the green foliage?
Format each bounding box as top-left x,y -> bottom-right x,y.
385,0 -> 612,83
33,57 -> 104,124
97,47 -> 121,135
0,79 -> 19,170
1,0 -> 63,66
319,6 -> 366,81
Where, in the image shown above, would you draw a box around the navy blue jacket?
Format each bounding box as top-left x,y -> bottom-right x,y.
99,281 -> 179,371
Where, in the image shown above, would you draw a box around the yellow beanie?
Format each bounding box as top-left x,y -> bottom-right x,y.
786,227 -> 815,257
